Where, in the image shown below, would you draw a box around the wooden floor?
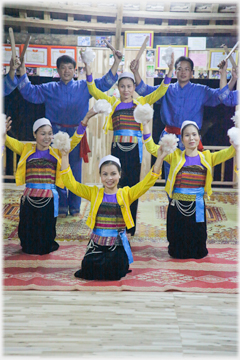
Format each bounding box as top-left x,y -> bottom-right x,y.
3,291 -> 238,358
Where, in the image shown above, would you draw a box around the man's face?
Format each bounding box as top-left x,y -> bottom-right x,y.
57,62 -> 75,84
175,61 -> 193,85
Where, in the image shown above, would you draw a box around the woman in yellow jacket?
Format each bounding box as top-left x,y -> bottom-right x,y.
4,109 -> 97,255
143,120 -> 236,259
82,52 -> 174,236
60,146 -> 167,280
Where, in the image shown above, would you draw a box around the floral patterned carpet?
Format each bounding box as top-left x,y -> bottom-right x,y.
3,187 -> 238,292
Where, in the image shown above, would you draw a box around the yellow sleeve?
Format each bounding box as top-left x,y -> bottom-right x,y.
210,145 -> 236,167
144,136 -> 159,158
5,135 -> 25,156
127,167 -> 161,204
87,79 -> 116,105
69,131 -> 85,152
138,81 -> 170,106
60,165 -> 94,201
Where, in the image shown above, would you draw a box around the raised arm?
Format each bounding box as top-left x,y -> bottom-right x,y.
60,149 -> 93,201
110,49 -> 123,77
8,56 -> 21,81
127,144 -> 168,204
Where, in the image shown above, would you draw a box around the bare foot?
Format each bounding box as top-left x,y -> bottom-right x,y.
58,214 -> 67,218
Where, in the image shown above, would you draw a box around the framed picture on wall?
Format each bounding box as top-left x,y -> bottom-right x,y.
50,46 -> 77,67
209,49 -> 238,70
2,44 -> 21,65
125,31 -> 154,49
20,45 -> 49,67
156,45 -> 188,69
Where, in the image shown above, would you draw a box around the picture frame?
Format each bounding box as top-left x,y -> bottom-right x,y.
125,31 -> 154,49
156,45 -> 188,69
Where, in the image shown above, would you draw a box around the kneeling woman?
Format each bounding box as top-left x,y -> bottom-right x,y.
60,149 -> 166,280
4,109 -> 96,255
143,120 -> 236,259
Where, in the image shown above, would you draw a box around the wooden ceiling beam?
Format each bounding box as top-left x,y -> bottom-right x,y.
4,17 -> 237,35
4,4 -> 237,21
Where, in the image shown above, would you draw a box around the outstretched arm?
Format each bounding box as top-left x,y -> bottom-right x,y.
153,145 -> 168,174
3,116 -> 12,143
110,49 -> 123,76
219,60 -> 238,90
227,66 -> 238,91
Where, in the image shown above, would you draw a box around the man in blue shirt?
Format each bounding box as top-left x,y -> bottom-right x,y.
130,56 -> 238,181
17,51 -> 122,217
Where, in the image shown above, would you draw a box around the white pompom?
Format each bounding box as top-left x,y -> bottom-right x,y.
2,113 -> 6,135
231,110 -> 240,128
158,133 -> 179,154
133,104 -> 154,125
51,131 -> 72,152
81,47 -> 96,65
161,46 -> 173,66
227,126 -> 240,147
93,99 -> 112,114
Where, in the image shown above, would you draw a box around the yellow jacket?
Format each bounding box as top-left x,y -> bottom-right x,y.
87,78 -> 169,134
144,136 -> 236,198
60,165 -> 161,229
5,131 -> 84,188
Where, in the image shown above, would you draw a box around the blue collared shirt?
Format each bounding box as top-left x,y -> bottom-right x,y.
17,70 -> 118,128
135,80 -> 236,129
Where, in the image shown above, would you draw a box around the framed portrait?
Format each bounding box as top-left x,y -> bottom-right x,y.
156,45 -> 188,69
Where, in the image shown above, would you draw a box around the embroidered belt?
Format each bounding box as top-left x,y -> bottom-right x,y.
172,192 -> 196,201
113,135 -> 138,144
173,187 -> 204,222
92,228 -> 133,264
113,130 -> 143,163
26,183 -> 59,217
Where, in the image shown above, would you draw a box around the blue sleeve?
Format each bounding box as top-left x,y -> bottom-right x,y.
202,84 -> 238,107
218,87 -> 239,107
94,69 -> 118,92
135,79 -> 159,96
17,73 -> 46,104
4,74 -> 18,96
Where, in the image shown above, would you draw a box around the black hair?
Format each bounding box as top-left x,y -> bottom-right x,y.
181,123 -> 200,137
99,160 -> 121,175
56,55 -> 76,69
175,56 -> 194,71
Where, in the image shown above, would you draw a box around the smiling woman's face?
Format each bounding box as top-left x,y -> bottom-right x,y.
100,163 -> 121,193
181,125 -> 200,150
34,125 -> 53,151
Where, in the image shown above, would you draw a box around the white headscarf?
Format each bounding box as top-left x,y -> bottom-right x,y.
99,155 -> 121,169
33,118 -> 52,133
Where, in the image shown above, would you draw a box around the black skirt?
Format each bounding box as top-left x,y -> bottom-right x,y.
18,196 -> 59,255
167,199 -> 208,259
74,240 -> 129,280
